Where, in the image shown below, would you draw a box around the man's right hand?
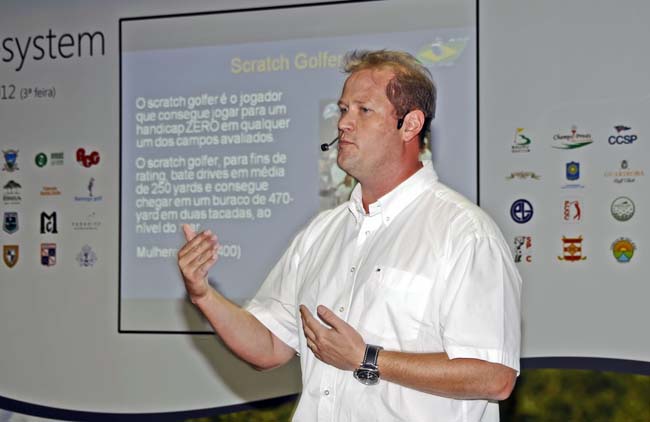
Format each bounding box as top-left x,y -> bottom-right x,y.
177,224 -> 219,304
176,224 -> 295,371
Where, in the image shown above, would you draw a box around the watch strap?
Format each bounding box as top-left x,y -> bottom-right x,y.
362,344 -> 383,368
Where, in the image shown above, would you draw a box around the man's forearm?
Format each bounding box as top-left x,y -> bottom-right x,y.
193,287 -> 294,370
377,351 -> 517,401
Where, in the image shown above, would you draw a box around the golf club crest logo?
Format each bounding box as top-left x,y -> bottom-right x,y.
552,125 -> 593,149
610,197 -> 635,222
3,149 -> 19,172
505,171 -> 541,181
3,180 -> 22,204
512,128 -> 532,153
3,245 -> 19,268
510,199 -> 534,224
513,236 -> 532,263
558,236 -> 587,261
35,152 -> 48,168
563,199 -> 582,223
605,159 -> 644,184
41,243 -> 57,267
3,212 -> 18,234
76,245 -> 98,267
611,238 -> 635,263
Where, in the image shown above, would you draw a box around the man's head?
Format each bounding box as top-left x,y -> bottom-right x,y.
336,50 -> 433,194
342,50 -> 436,149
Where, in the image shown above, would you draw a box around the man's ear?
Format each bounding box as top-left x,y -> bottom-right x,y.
401,110 -> 425,144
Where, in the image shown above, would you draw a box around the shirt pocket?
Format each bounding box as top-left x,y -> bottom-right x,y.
356,266 -> 433,347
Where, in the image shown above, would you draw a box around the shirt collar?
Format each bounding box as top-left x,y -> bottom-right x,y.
347,161 -> 438,225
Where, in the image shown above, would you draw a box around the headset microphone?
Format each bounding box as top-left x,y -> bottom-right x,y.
321,113 -> 407,151
320,136 -> 339,152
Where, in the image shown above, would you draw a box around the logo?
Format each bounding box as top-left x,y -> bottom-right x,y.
35,152 -> 48,167
2,180 -> 22,204
3,212 -> 18,234
3,245 -> 19,268
552,125 -> 593,149
40,212 -> 58,234
510,199 -> 534,224
512,128 -> 532,153
41,243 -> 57,266
416,37 -> 469,65
74,177 -> 103,202
558,236 -> 587,261
76,245 -> 98,267
562,161 -> 584,189
76,148 -> 100,168
71,211 -> 101,231
608,125 -> 637,145
513,236 -> 532,263
50,152 -> 64,166
611,197 -> 635,222
605,159 -> 644,183
563,199 -> 582,223
2,149 -> 19,172
505,171 -> 541,180
40,186 -> 62,196
566,161 -> 580,180
611,238 -> 635,263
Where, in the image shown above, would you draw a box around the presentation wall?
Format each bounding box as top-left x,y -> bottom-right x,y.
479,0 -> 650,368
2,0 -> 649,420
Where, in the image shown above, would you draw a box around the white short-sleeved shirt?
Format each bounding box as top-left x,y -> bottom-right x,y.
246,162 -> 522,422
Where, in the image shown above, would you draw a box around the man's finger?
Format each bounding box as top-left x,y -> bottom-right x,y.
182,224 -> 197,241
198,255 -> 218,276
301,314 -> 318,342
188,242 -> 219,272
180,235 -> 216,265
316,305 -> 344,330
300,305 -> 325,333
178,230 -> 215,259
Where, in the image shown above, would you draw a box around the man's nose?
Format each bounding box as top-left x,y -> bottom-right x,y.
338,113 -> 354,132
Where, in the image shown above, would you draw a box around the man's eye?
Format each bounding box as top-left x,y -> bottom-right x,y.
361,107 -> 371,113
339,107 -> 348,114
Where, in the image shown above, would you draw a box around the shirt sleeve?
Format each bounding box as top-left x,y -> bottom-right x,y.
244,229 -> 305,352
439,235 -> 522,373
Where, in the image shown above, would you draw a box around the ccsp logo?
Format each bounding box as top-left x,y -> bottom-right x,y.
609,134 -> 637,144
608,125 -> 637,145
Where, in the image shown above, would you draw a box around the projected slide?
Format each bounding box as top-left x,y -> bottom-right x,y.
120,11 -> 476,332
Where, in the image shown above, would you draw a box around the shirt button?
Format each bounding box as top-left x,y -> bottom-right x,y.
365,230 -> 370,236
324,389 -> 330,396
350,266 -> 356,273
338,306 -> 345,313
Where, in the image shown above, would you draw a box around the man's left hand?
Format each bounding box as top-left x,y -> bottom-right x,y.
299,304 -> 365,371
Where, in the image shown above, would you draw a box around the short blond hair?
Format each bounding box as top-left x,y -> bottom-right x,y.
343,50 -> 436,147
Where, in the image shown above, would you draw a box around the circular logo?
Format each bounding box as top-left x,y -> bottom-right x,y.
35,152 -> 47,168
510,199 -> 534,224
611,238 -> 635,263
611,197 -> 635,222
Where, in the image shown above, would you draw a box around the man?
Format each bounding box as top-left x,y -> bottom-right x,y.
178,50 -> 521,421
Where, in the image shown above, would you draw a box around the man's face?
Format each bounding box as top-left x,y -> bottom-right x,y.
336,68 -> 401,182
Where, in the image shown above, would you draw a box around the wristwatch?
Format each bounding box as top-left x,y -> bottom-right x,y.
353,344 -> 383,385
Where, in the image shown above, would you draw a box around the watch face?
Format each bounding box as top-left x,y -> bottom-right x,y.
354,368 -> 380,385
